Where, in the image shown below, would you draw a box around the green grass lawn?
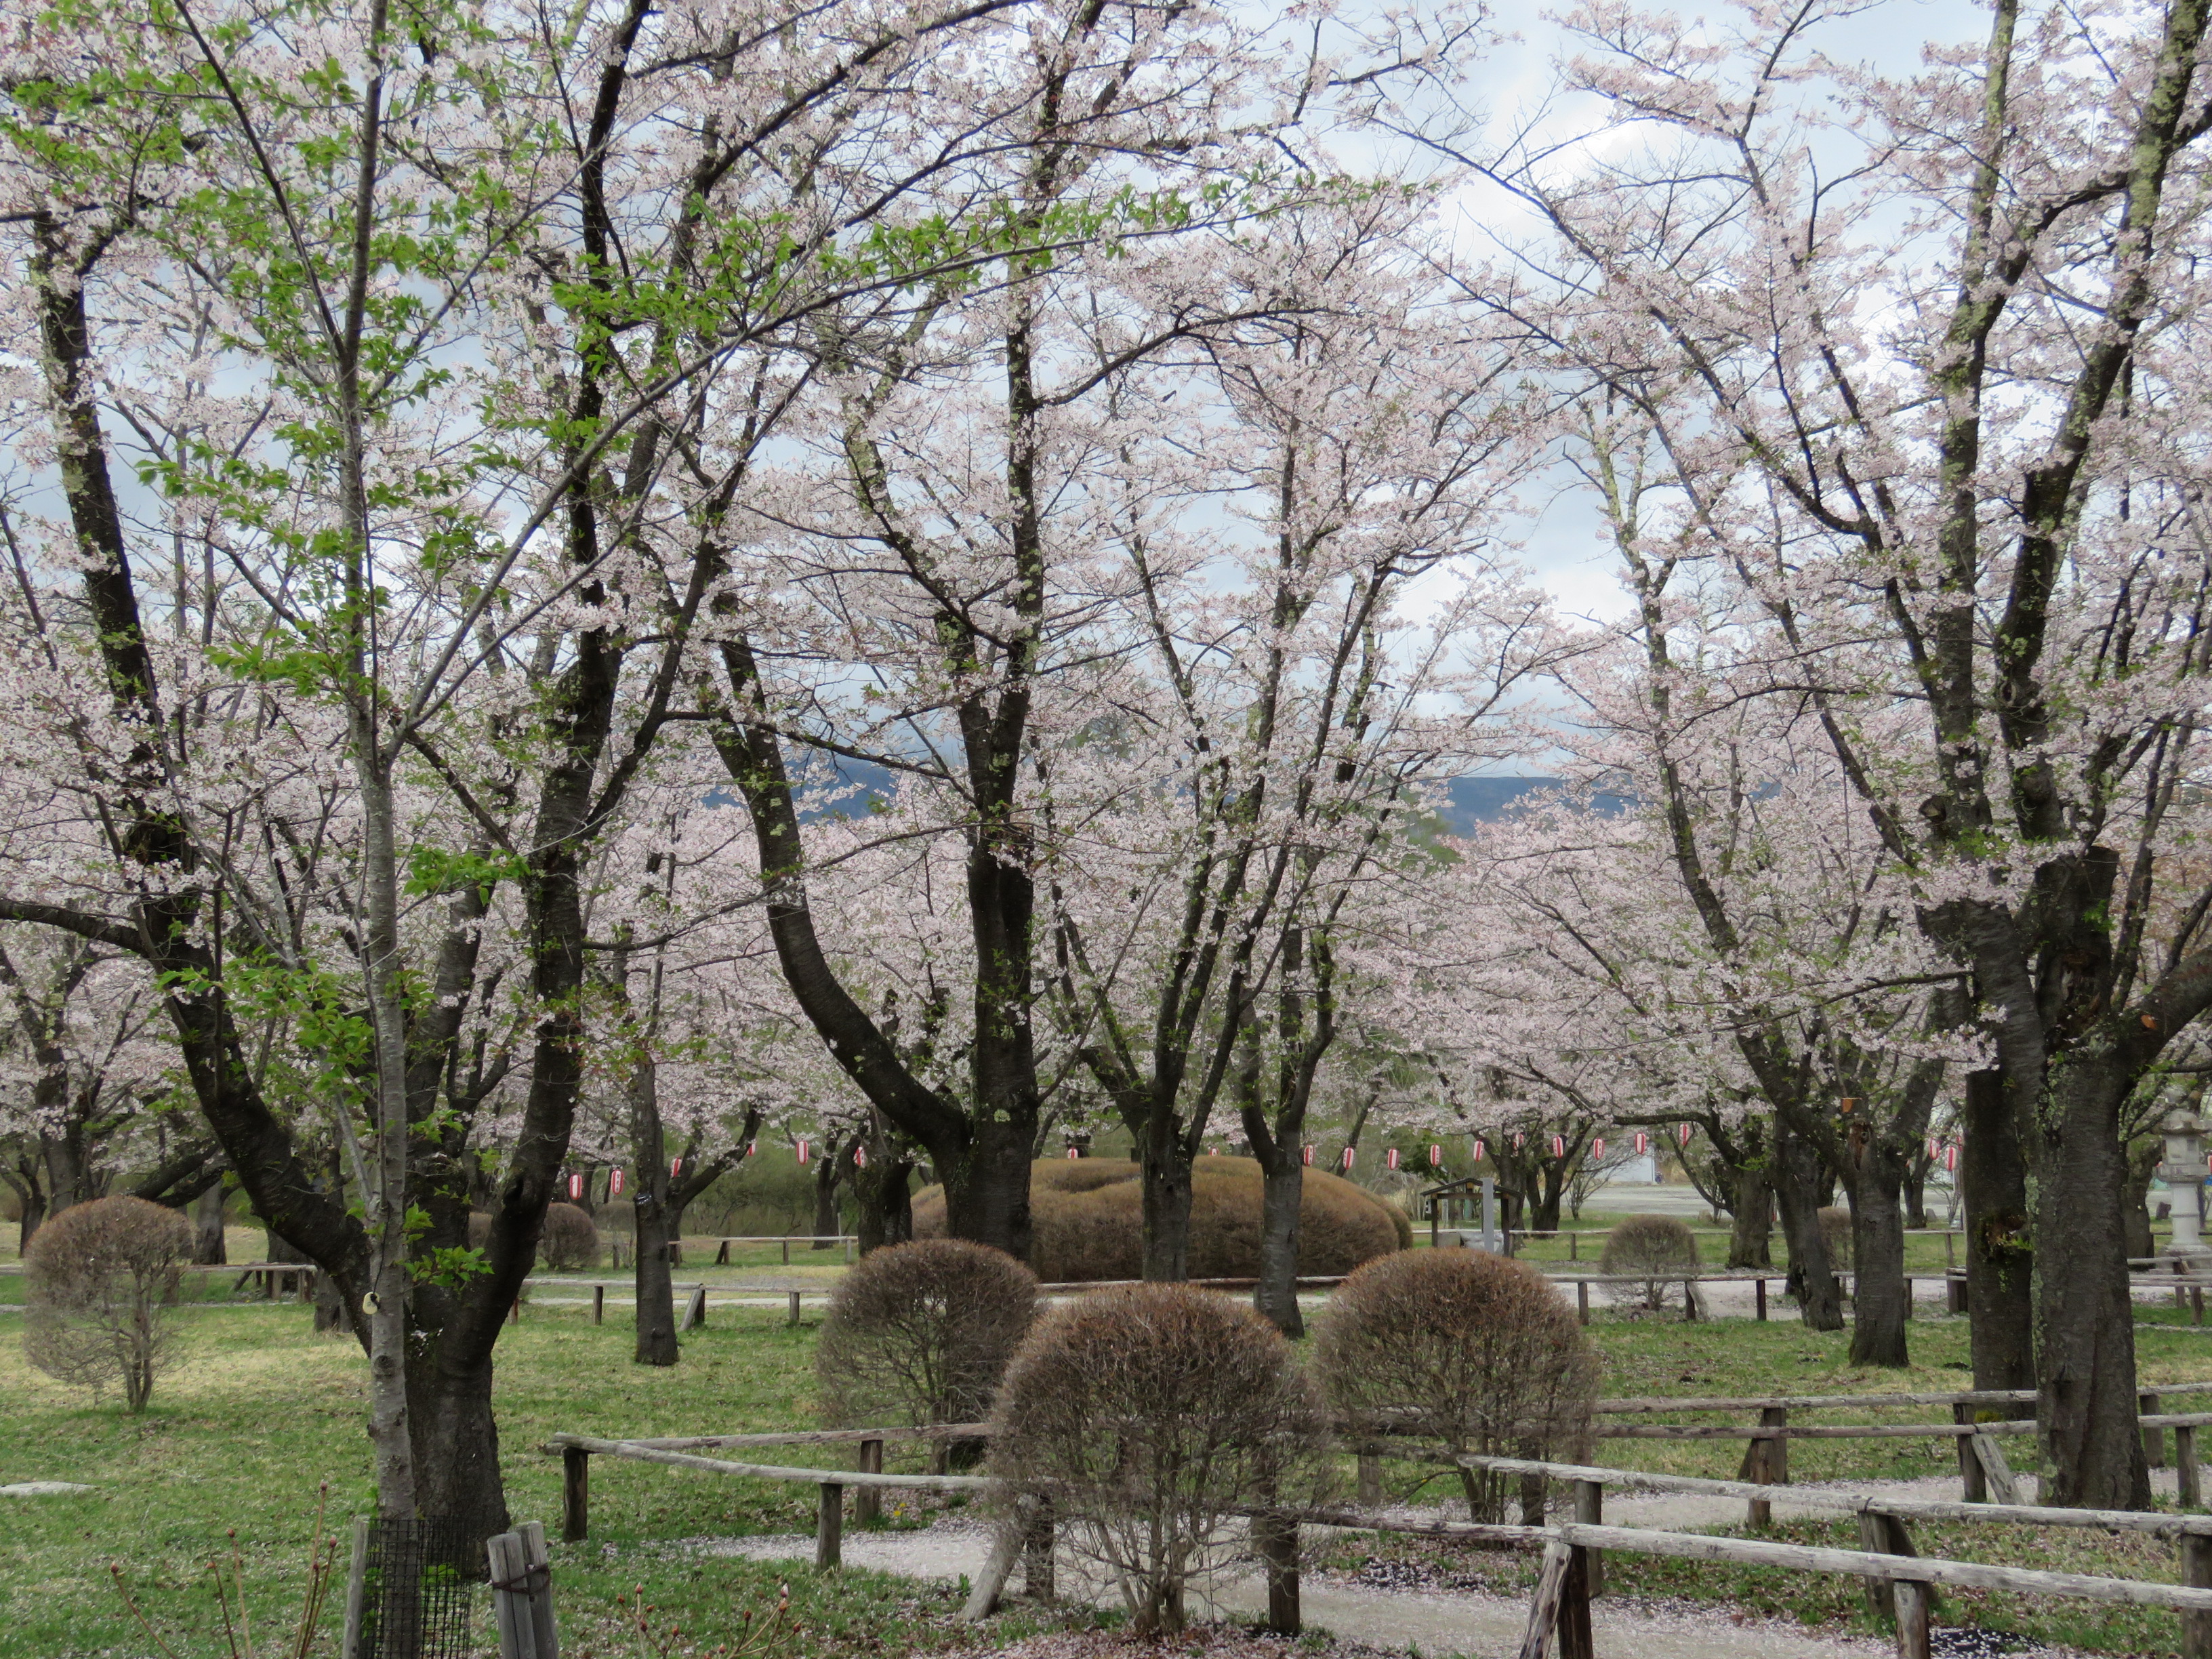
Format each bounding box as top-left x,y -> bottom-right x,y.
5,1272 -> 2212,1656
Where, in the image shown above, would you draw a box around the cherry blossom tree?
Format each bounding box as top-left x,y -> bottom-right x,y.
1407,0 -> 2212,1503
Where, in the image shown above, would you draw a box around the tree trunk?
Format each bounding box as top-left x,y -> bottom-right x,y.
1843,1145 -> 1911,1367
1252,1142 -> 1304,1335
1962,1069 -> 2035,1393
2030,1045 -> 2150,1511
1903,1149 -> 1930,1231
405,1354 -> 508,1538
630,1053 -> 678,1367
1139,1122 -> 1195,1282
1727,1160 -> 1774,1269
1772,1117 -> 1845,1330
853,1128 -> 915,1256
192,1183 -> 226,1265
813,1147 -> 844,1248
632,1185 -> 678,1366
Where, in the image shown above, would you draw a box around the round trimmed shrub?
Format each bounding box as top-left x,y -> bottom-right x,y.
538,1202 -> 601,1271
912,1157 -> 1401,1281
1819,1205 -> 1853,1270
990,1283 -> 1330,1635
1600,1212 -> 1700,1311
23,1195 -> 193,1412
1314,1248 -> 1597,1523
815,1239 -> 1039,1435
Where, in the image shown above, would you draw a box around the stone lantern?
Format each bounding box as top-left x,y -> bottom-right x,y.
2158,1111 -> 2209,1259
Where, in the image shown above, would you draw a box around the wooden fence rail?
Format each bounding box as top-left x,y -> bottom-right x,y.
542,1424 -> 2212,1659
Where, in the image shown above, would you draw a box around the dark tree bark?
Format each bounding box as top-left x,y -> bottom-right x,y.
1772,1115 -> 1845,1331
853,1109 -> 916,1255
192,1183 -> 227,1265
813,1133 -> 855,1248
1962,1069 -> 2035,1392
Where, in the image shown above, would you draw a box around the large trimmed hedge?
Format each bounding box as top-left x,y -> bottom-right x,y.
912,1156 -> 1406,1282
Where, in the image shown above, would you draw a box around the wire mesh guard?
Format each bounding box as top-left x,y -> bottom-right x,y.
352,1514 -> 483,1659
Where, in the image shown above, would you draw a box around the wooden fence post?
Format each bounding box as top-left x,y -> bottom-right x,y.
680,1285 -> 707,1332
489,1530 -> 541,1659
518,1521 -> 559,1659
591,1284 -> 605,1326
781,1238 -> 790,1266
1855,1509 -> 1933,1627
816,1482 -> 844,1571
1893,1577 -> 1931,1659
342,1517 -> 370,1659
562,1446 -> 590,1542
2184,1531 -> 2212,1659
1357,1452 -> 1382,1508
1577,1280 -> 1590,1326
1973,1433 -> 2022,1504
1519,1536 -> 1591,1659
788,1290 -> 802,1325
1256,1511 -> 1300,1634
716,1240 -> 731,1265
1025,1500 -> 1056,1601
1756,1277 -> 1767,1321
1955,1404 -> 1985,1502
2147,1393 -> 2168,1469
1573,1479 -> 1604,1597
854,1437 -> 884,1525
1559,1546 -> 1594,1659
1740,1407 -> 1787,1525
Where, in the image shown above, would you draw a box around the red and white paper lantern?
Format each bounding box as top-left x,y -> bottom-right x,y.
670,1158 -> 682,1179
797,1139 -> 810,1166
610,1168 -> 626,1196
567,1172 -> 585,1200
1473,1139 -> 1487,1162
1944,1144 -> 1959,1172
1677,1122 -> 1694,1147
1592,1138 -> 1606,1159
854,1145 -> 868,1168
1341,1147 -> 1356,1170
1386,1147 -> 1401,1170
1633,1131 -> 1649,1155
1550,1134 -> 1566,1158
1429,1144 -> 1443,1166
1302,1145 -> 1314,1166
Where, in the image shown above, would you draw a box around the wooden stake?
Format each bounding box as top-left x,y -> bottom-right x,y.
854,1437 -> 884,1525
1517,1537 -> 1574,1659
1893,1577 -> 1931,1659
562,1446 -> 590,1542
2184,1532 -> 2212,1659
2148,1393 -> 2169,1469
591,1284 -> 605,1326
1955,1405 -> 1985,1503
518,1521 -> 560,1659
815,1482 -> 844,1571
1756,1276 -> 1767,1321
1573,1479 -> 1604,1598
1357,1452 -> 1382,1507
1577,1281 -> 1590,1326
2183,1425 -> 2203,1511
788,1290 -> 802,1325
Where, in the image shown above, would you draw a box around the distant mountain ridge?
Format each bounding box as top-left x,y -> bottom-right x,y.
785,766 -> 1622,834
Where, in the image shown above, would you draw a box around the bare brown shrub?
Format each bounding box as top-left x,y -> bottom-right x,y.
1313,1250 -> 1597,1523
912,1158 -> 1400,1281
538,1202 -> 602,1271
815,1239 -> 1039,1437
23,1195 -> 193,1412
989,1284 -> 1331,1635
1819,1205 -> 1853,1270
1599,1213 -> 1700,1311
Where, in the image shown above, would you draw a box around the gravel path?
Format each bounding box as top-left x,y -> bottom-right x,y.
688,1498 -> 2093,1659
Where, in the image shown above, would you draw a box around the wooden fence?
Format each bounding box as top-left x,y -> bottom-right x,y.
541,1424 -> 2212,1659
